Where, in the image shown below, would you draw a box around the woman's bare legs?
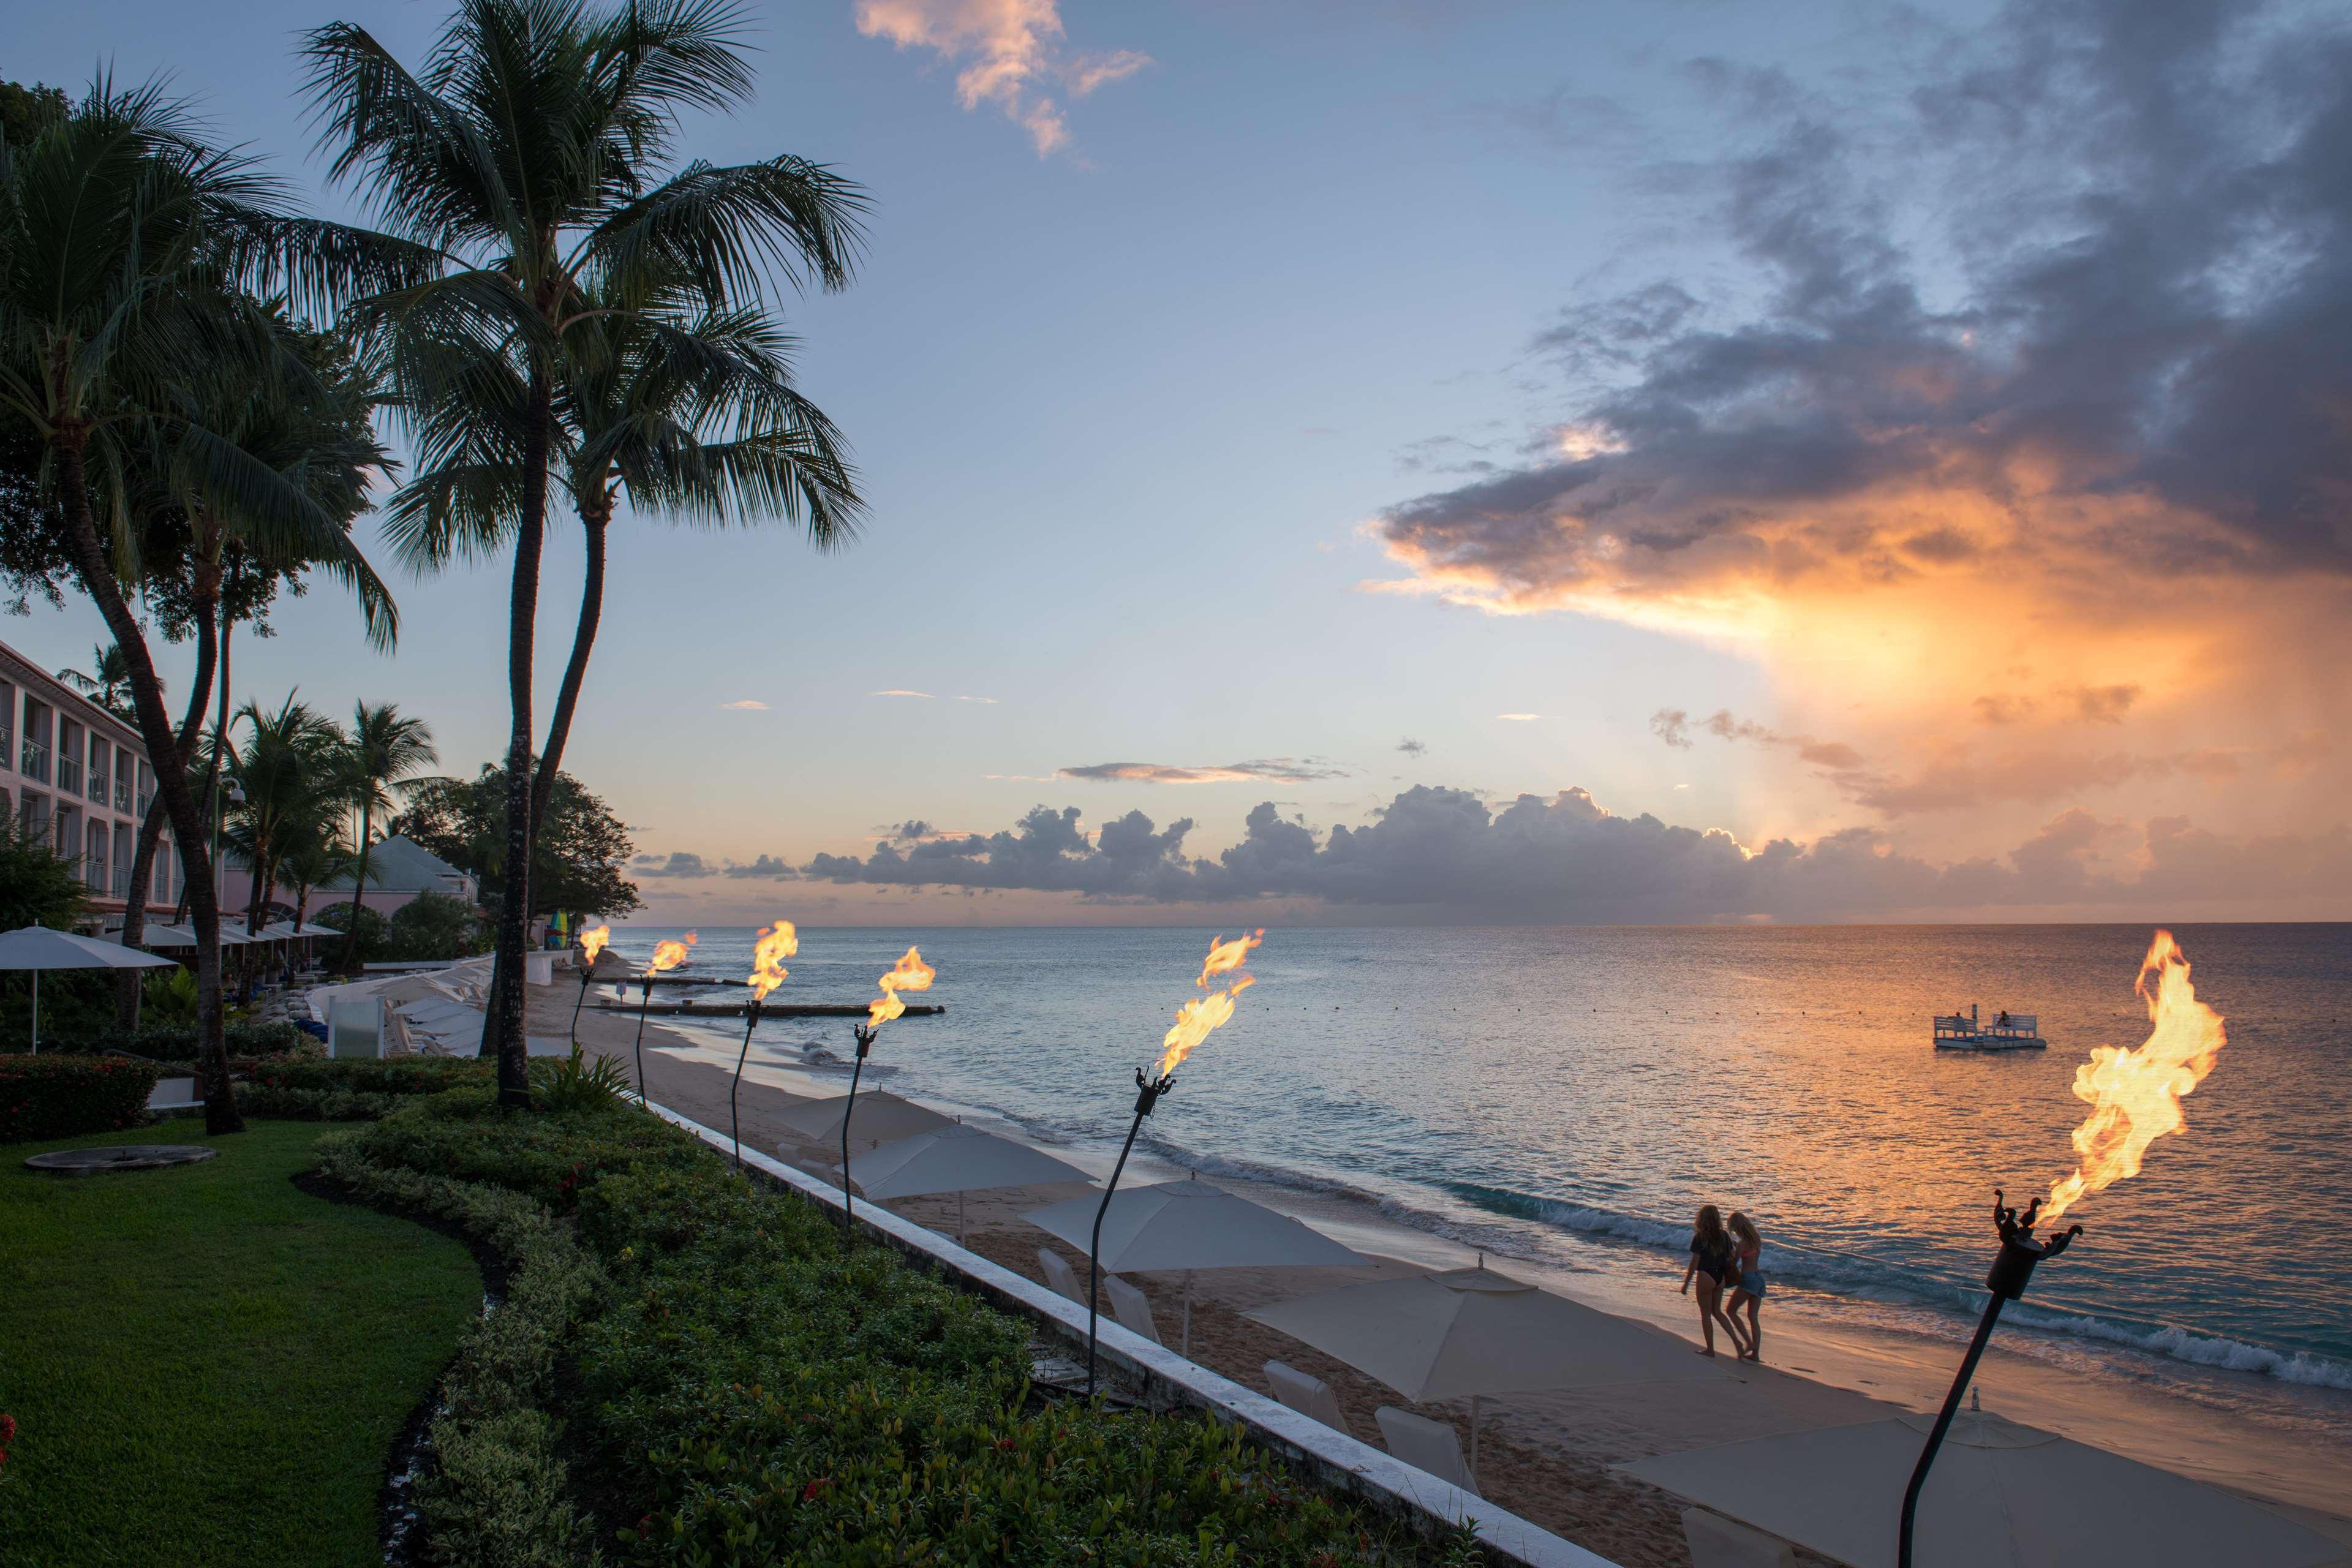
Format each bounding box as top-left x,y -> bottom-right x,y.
1695,1276 -> 1748,1355
1729,1289 -> 1762,1360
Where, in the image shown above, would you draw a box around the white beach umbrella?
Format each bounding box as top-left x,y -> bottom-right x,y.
144,924 -> 257,948
1618,1404 -> 2345,1568
777,1090 -> 955,1150
0,926 -> 180,1051
839,1123 -> 1093,1243
1024,1177 -> 1371,1354
1246,1262 -> 1728,1488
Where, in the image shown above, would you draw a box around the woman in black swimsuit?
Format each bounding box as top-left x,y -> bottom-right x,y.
1679,1204 -> 1751,1357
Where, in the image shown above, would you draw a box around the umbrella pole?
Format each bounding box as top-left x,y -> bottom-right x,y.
729,999 -> 762,1169
958,1189 -> 967,1246
1181,1272 -> 1193,1357
839,1025 -> 875,1242
1469,1395 -> 1481,1493
1088,1068 -> 1171,1398
30,970 -> 37,1054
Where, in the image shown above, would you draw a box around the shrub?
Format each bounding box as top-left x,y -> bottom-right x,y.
236,1057 -> 494,1120
141,966 -> 198,1027
526,1047 -> 633,1115
386,891 -> 488,963
314,901 -> 390,966
326,1096 -> 1428,1567
0,1054 -> 161,1143
76,1020 -> 308,1063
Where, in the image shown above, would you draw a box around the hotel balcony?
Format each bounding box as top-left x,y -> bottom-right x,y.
20,737 -> 47,782
56,755 -> 81,794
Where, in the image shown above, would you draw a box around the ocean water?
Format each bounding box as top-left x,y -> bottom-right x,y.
607,921 -> 2352,1430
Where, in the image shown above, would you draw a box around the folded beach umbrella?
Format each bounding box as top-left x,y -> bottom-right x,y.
1246,1262 -> 1727,1488
1618,1404 -> 2344,1568
837,1123 -> 1093,1243
777,1090 -> 955,1151
143,924 -> 256,948
0,925 -> 181,1050
1024,1177 -> 1371,1354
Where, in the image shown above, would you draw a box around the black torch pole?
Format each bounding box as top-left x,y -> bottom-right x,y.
568,963 -> 594,1052
730,997 -> 763,1169
631,974 -> 656,1101
839,1024 -> 876,1241
1087,1068 -> 1172,1398
1897,1189 -> 2081,1568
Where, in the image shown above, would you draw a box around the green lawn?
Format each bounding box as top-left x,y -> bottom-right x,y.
0,1117 -> 481,1567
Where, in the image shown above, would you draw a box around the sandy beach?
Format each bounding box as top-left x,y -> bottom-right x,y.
538,968 -> 2352,1567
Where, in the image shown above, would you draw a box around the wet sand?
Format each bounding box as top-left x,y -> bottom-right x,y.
533,974 -> 2352,1565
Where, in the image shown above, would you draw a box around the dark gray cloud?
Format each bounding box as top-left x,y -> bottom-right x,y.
631,851 -> 709,878
794,783 -> 2352,918
1398,737 -> 1428,757
1376,0 -> 2352,611
720,854 -> 801,880
1650,707 -> 1866,772
1057,758 -> 1348,785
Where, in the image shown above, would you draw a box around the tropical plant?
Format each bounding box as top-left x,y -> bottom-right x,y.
313,899 -> 390,968
54,641 -> 140,723
303,0 -> 864,1103
0,812 -> 88,931
526,1042 -> 633,1114
0,78 -> 425,1131
271,826 -> 352,930
385,890 -> 486,962
390,764 -> 641,922
221,694 -> 343,940
334,700 -> 435,970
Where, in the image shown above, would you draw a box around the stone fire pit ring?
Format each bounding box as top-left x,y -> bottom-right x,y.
24,1144 -> 217,1176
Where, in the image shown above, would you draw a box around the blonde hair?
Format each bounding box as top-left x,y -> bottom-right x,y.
1728,1212 -> 1760,1247
1693,1204 -> 1728,1249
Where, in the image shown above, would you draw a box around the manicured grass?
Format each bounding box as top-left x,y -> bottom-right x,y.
0,1117 -> 481,1567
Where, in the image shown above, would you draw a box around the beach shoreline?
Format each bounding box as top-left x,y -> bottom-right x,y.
543,979 -> 2352,1560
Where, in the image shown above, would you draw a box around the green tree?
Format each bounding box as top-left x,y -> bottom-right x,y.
334,700 -> 437,971
223,693 -> 344,938
271,826 -> 351,930
0,811 -> 88,930
54,641 -> 140,723
314,899 -> 388,968
304,0 -> 863,1103
386,890 -> 486,962
0,79 -> 423,1129
391,764 -> 641,922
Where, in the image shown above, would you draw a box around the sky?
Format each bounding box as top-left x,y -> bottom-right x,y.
12,0 -> 2352,926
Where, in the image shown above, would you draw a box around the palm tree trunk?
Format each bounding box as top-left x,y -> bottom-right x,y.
116,569 -> 218,1027
529,500 -> 606,846
484,360 -> 552,1106
51,426 -> 240,1134
177,608 -> 232,926
340,800 -> 374,971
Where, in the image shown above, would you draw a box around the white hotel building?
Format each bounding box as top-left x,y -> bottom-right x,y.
0,638 -> 180,932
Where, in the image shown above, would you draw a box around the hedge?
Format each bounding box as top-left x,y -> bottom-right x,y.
75,1020 -> 307,1063
0,1054 -> 162,1143
238,1057 -> 496,1123
315,1082 -> 1453,1567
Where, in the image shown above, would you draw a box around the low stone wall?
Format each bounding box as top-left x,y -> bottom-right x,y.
647,1100 -> 1621,1568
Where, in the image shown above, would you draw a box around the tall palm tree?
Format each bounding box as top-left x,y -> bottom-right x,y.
336,700 -> 437,969
56,641 -> 141,722
304,0 -> 865,1104
273,825 -> 353,931
0,80 -> 426,1132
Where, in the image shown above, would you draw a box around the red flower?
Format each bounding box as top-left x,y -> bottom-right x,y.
801,1477 -> 831,1502
0,1414 -> 15,1443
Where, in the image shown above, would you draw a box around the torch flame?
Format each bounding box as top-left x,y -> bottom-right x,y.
865,944 -> 935,1029
578,924 -> 610,965
747,920 -> 797,1001
2041,929 -> 2226,1223
1154,932 -> 1266,1077
647,932 -> 696,974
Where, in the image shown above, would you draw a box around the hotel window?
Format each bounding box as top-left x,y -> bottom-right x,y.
53,803 -> 74,858
86,819 -> 108,892
154,839 -> 173,903
20,791 -> 47,840
113,821 -> 132,898
137,760 -> 154,818
21,699 -> 49,782
114,745 -> 132,812
55,720 -> 81,796
0,681 -> 12,769
88,735 -> 110,804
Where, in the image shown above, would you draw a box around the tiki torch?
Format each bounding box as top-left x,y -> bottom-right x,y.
1896,1190 -> 2081,1568
630,933 -> 696,1101
839,946 -> 935,1240
733,921 -> 796,1169
569,924 -> 610,1051
1085,930 -> 1264,1397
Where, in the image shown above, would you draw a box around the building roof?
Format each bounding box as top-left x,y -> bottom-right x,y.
318,835 -> 473,894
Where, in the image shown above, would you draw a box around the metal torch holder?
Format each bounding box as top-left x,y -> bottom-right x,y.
839,1024 -> 878,1239
631,974 -> 658,1101
729,997 -> 765,1169
1897,1189 -> 2081,1568
1087,1068 -> 1173,1396
568,963 -> 595,1052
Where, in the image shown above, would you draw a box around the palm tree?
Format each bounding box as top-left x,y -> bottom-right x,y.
304,0 -> 865,1104
222,694 -> 343,936
0,80 -> 425,1132
336,700 -> 437,969
273,826 -> 353,930
55,641 -> 141,723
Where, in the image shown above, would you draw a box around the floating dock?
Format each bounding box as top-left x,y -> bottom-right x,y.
593,998 -> 946,1019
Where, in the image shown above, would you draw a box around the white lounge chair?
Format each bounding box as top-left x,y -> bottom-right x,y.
1264,1360 -> 1350,1436
146,1076 -> 200,1114
1681,1507 -> 1796,1568
1104,1273 -> 1162,1346
1376,1407 -> 1477,1494
1038,1248 -> 1086,1305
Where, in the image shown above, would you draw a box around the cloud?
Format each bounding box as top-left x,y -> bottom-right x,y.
952,695 -> 999,704
719,854 -> 801,880
854,0 -> 1148,156
1057,758 -> 1349,785
1653,707 -> 1867,774
796,783 -> 2352,919
1496,713 -> 1539,722
872,689 -> 935,699
1398,737 -> 1429,756
1364,0 -> 2352,845
719,699 -> 769,710
630,852 -> 709,878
